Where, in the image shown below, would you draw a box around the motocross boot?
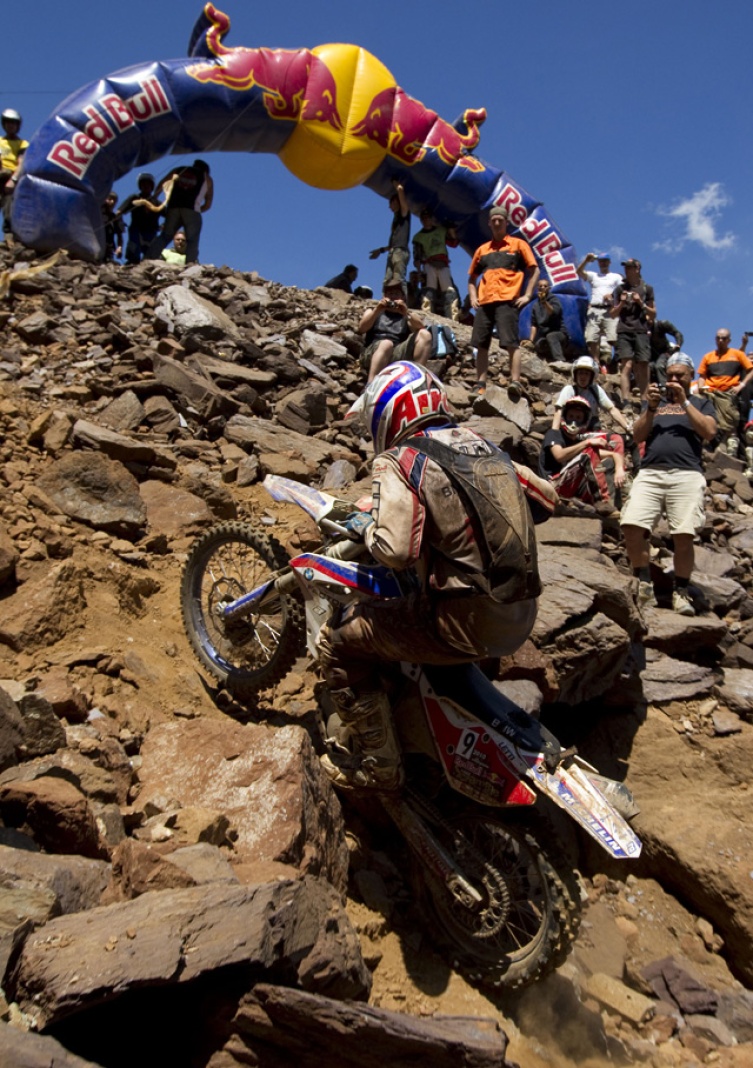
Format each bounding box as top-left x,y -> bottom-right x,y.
321,688 -> 403,792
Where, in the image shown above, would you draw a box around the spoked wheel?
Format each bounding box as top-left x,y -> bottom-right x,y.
414,809 -> 580,990
180,522 -> 306,699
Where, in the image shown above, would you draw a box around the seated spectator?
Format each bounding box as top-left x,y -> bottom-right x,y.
117,173 -> 163,265
161,231 -> 187,265
610,258 -> 655,401
620,353 -> 716,616
102,193 -> 124,262
539,397 -> 626,510
526,280 -> 568,362
650,319 -> 684,387
412,208 -> 461,320
553,355 -> 631,434
357,277 -> 432,383
324,264 -> 359,293
698,328 -> 753,454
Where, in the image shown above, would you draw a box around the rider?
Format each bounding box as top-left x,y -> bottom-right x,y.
318,361 -> 543,792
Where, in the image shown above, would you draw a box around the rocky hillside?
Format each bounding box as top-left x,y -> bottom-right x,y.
1,243 -> 752,1067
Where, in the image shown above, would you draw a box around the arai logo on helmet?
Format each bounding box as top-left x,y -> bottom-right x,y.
390,385 -> 445,441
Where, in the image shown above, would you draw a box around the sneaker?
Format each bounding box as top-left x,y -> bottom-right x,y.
507,381 -> 522,402
637,581 -> 658,609
672,589 -> 695,617
471,381 -> 486,397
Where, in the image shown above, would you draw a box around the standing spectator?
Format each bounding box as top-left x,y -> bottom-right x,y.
697,328 -> 753,453
527,280 -> 568,362
0,108 -> 28,238
577,252 -> 623,365
357,277 -> 431,383
161,231 -> 187,265
467,206 -> 539,399
553,355 -> 631,433
412,208 -> 461,319
369,179 -> 411,286
147,159 -> 213,264
102,193 -> 124,262
117,173 -> 162,265
650,319 -> 684,387
324,264 -> 359,293
539,397 -> 626,511
620,353 -> 716,616
610,258 -> 655,401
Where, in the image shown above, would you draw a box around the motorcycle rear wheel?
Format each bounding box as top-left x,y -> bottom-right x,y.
180,522 -> 306,699
414,808 -> 580,990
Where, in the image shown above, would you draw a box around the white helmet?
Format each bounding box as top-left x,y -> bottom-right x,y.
1,108 -> 21,127
572,355 -> 599,381
347,361 -> 453,454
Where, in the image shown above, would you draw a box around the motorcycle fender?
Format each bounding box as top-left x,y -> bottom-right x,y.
422,692 -> 536,807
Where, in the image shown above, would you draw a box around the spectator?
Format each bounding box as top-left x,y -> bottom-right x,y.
697,328 -> 753,454
147,159 -> 213,264
353,285 -> 373,299
577,252 -> 622,365
650,319 -> 684,387
467,205 -> 539,399
0,108 -> 27,239
412,208 -> 461,320
357,277 -> 432,383
324,264 -> 359,293
117,173 -> 162,265
553,355 -> 631,434
620,353 -> 716,616
526,280 -> 568,362
540,397 -> 626,512
161,231 -> 187,265
102,193 -> 124,262
369,179 -> 411,285
610,258 -> 655,401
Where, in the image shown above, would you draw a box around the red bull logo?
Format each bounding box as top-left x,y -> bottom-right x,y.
187,4 -> 342,129
352,87 -> 486,171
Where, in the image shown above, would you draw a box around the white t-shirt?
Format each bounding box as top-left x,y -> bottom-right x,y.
556,383 -> 614,411
584,269 -> 623,306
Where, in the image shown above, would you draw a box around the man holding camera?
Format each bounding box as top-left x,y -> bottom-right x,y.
610,258 -> 655,401
620,353 -> 716,616
357,277 -> 432,383
697,328 -> 753,454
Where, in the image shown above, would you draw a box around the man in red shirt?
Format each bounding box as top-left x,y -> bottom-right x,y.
467,206 -> 539,400
698,328 -> 753,453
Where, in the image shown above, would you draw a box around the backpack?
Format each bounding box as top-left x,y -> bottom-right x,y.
404,436 -> 542,603
428,323 -> 458,358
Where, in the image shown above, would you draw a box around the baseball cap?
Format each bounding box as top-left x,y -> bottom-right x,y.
595,251 -> 611,260
621,258 -> 641,269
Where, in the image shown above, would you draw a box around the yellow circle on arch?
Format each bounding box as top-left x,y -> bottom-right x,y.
279,43 -> 395,190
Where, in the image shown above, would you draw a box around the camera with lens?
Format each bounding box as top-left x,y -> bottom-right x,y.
386,300 -> 398,310
658,386 -> 668,398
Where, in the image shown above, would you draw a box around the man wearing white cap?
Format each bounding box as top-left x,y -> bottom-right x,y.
577,251 -> 622,364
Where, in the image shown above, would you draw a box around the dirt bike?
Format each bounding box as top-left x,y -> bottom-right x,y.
180,474 -> 642,991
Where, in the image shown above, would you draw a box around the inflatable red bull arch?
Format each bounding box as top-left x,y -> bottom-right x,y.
11,3 -> 586,341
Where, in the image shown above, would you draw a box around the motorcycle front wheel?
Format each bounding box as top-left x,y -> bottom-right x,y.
180,522 -> 306,699
413,808 -> 581,991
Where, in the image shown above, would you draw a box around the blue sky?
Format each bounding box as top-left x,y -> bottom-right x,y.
4,1 -> 752,372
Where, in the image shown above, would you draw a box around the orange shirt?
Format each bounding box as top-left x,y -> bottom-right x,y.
468,235 -> 537,304
698,349 -> 753,392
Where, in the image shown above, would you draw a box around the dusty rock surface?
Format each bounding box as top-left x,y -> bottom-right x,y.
1,244 -> 752,1066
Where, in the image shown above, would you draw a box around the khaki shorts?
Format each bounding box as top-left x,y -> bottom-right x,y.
584,306 -> 617,345
620,468 -> 706,536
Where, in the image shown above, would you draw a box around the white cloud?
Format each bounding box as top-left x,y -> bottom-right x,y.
655,183 -> 735,254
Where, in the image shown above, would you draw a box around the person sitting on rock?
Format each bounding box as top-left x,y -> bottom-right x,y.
525,280 -> 569,362
553,355 -> 631,434
539,397 -> 626,511
357,277 -> 432,383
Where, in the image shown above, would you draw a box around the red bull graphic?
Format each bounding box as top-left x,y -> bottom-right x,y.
9,4 -> 586,341
352,87 -> 485,172
187,5 -> 341,129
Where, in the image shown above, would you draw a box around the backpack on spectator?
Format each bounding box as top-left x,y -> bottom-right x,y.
428,323 -> 458,359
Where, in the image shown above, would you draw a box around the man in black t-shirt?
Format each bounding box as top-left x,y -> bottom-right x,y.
620,353 -> 716,615
610,258 -> 654,401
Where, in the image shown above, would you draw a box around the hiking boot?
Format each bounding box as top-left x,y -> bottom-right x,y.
637,580 -> 658,609
672,589 -> 695,617
321,689 -> 403,792
507,381 -> 523,402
